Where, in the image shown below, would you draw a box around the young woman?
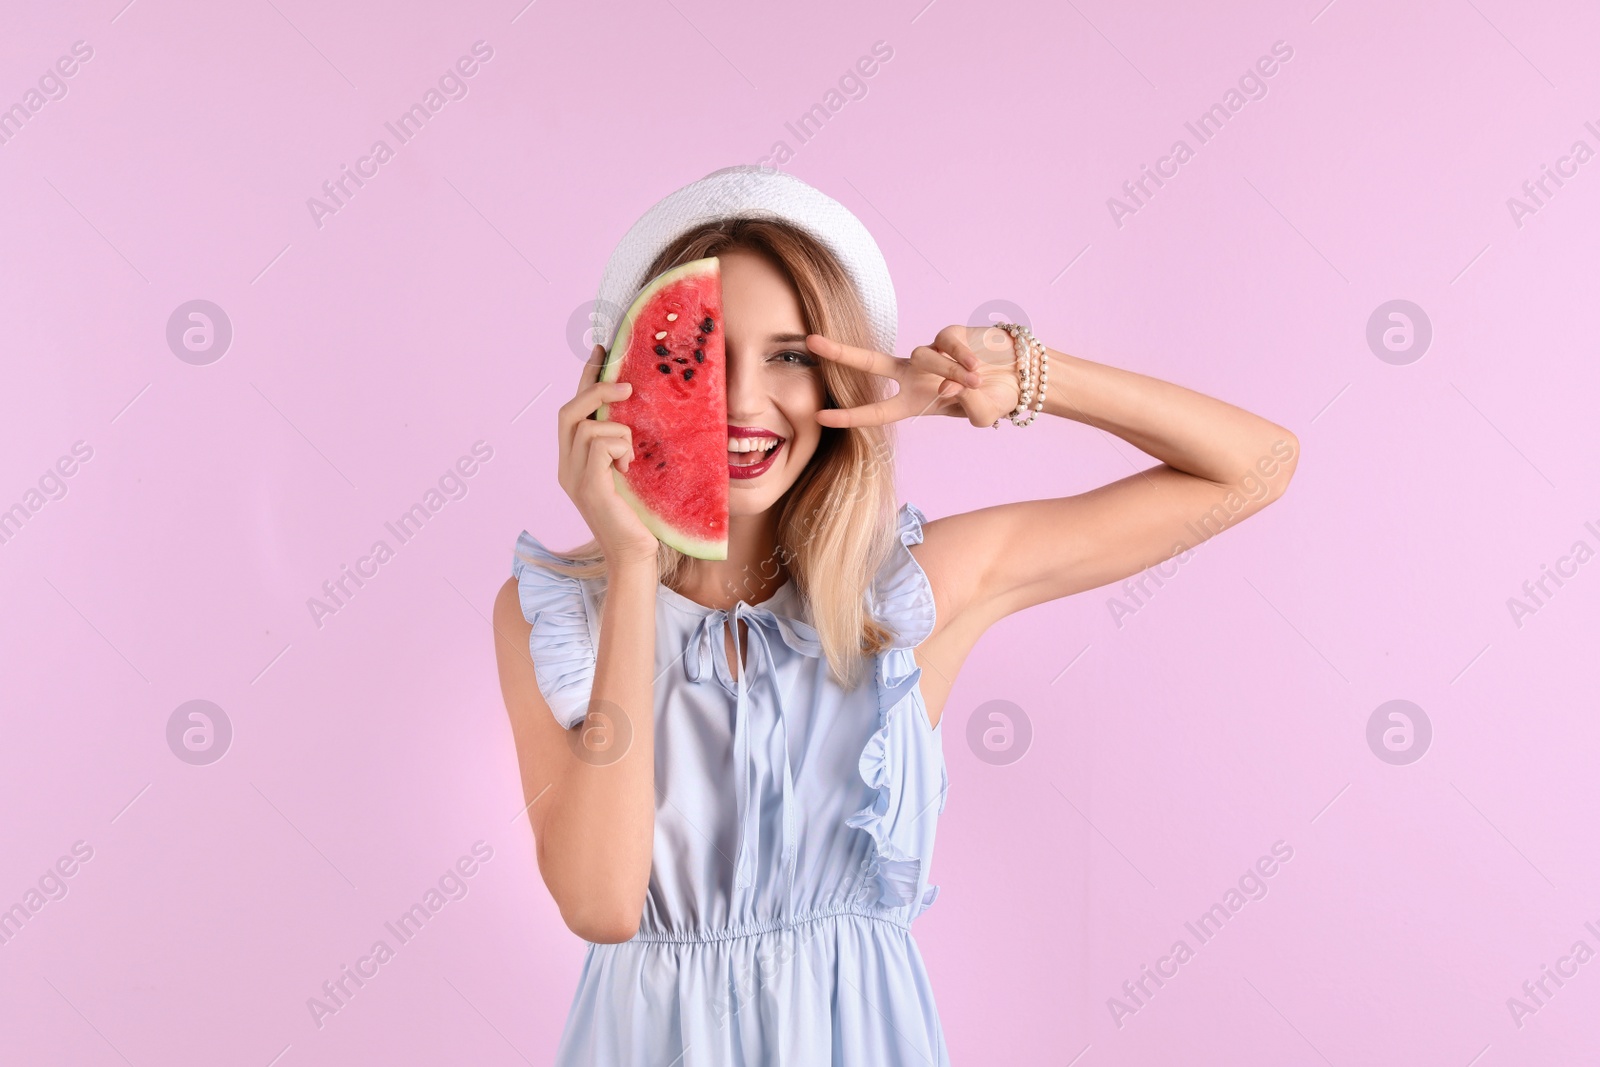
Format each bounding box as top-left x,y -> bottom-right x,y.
492,168 -> 1298,1065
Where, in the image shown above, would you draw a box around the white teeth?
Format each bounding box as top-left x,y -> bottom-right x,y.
727,436 -> 779,453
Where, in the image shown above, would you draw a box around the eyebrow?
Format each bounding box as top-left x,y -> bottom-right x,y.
767,332 -> 808,343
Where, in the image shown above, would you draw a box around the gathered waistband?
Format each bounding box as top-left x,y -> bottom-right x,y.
621,904 -> 912,946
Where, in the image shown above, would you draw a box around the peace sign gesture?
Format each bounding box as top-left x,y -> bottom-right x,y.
806,325 -> 1023,429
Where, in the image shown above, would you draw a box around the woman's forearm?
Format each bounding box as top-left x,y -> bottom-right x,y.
539,558 -> 658,942
1038,344 -> 1298,485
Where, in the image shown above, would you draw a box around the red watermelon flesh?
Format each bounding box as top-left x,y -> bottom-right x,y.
594,256 -> 728,560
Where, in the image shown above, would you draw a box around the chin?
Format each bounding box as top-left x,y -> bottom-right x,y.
728,488 -> 784,517
727,447 -> 813,516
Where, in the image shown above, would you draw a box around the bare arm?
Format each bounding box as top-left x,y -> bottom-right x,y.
915,332 -> 1300,636
493,362 -> 663,944
494,562 -> 658,943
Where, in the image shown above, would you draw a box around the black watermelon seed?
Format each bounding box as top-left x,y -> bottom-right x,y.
654,344 -> 670,356
682,368 -> 695,381
693,349 -> 704,362
673,356 -> 688,364
656,460 -> 666,469
657,363 -> 671,373
700,318 -> 714,332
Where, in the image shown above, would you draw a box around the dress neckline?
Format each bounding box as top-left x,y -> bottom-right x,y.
656,576 -> 796,617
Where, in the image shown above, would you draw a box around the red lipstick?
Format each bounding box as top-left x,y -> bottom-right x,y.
727,426 -> 784,480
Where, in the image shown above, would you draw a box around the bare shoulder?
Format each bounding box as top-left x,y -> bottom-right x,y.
492,574 -> 571,846
500,573 -> 566,713
494,576 -> 540,687
906,499 -> 1125,728
909,505 -> 1012,647
905,509 -> 1011,731
494,575 -> 532,642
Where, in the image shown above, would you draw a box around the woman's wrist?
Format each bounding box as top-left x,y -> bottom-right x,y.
987,323 -> 1045,427
1037,347 -> 1079,420
607,551 -> 660,579
967,327 -> 1017,405
977,326 -> 1014,364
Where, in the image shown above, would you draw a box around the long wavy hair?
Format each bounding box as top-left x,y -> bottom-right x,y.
522,216 -> 905,689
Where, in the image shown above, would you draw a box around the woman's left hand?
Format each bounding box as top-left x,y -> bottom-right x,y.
806,325 -> 1022,428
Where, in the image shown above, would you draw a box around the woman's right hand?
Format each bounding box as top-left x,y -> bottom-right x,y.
556,345 -> 660,567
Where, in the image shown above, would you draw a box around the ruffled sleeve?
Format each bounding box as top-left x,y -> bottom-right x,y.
511,531 -> 600,730
868,502 -> 937,649
847,502 -> 947,920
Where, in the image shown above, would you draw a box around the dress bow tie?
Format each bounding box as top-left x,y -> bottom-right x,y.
683,600 -> 822,924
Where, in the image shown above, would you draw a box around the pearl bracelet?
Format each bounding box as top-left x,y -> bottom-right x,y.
990,322 -> 1048,428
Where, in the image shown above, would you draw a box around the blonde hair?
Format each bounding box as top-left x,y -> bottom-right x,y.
524,216 -> 904,689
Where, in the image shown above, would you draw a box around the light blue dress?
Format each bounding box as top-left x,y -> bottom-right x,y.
512,502 -> 950,1066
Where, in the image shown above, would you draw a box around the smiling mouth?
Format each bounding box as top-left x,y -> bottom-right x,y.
728,436 -> 782,467
727,433 -> 784,474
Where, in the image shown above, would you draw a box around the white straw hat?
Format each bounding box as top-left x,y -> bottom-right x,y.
593,165 -> 899,357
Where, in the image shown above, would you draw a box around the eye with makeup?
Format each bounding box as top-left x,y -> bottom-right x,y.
772,349 -> 821,368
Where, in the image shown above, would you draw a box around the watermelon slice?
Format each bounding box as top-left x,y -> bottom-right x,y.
594,256 -> 729,560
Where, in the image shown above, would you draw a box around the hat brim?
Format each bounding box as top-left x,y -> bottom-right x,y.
594,165 -> 898,359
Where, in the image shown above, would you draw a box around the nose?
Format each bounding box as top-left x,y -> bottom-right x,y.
724,341 -> 764,421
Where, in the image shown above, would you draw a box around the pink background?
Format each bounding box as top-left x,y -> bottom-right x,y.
3,0 -> 1598,1063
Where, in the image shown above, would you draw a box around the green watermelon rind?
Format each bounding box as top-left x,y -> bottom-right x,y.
594,256 -> 728,561
613,472 -> 726,560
